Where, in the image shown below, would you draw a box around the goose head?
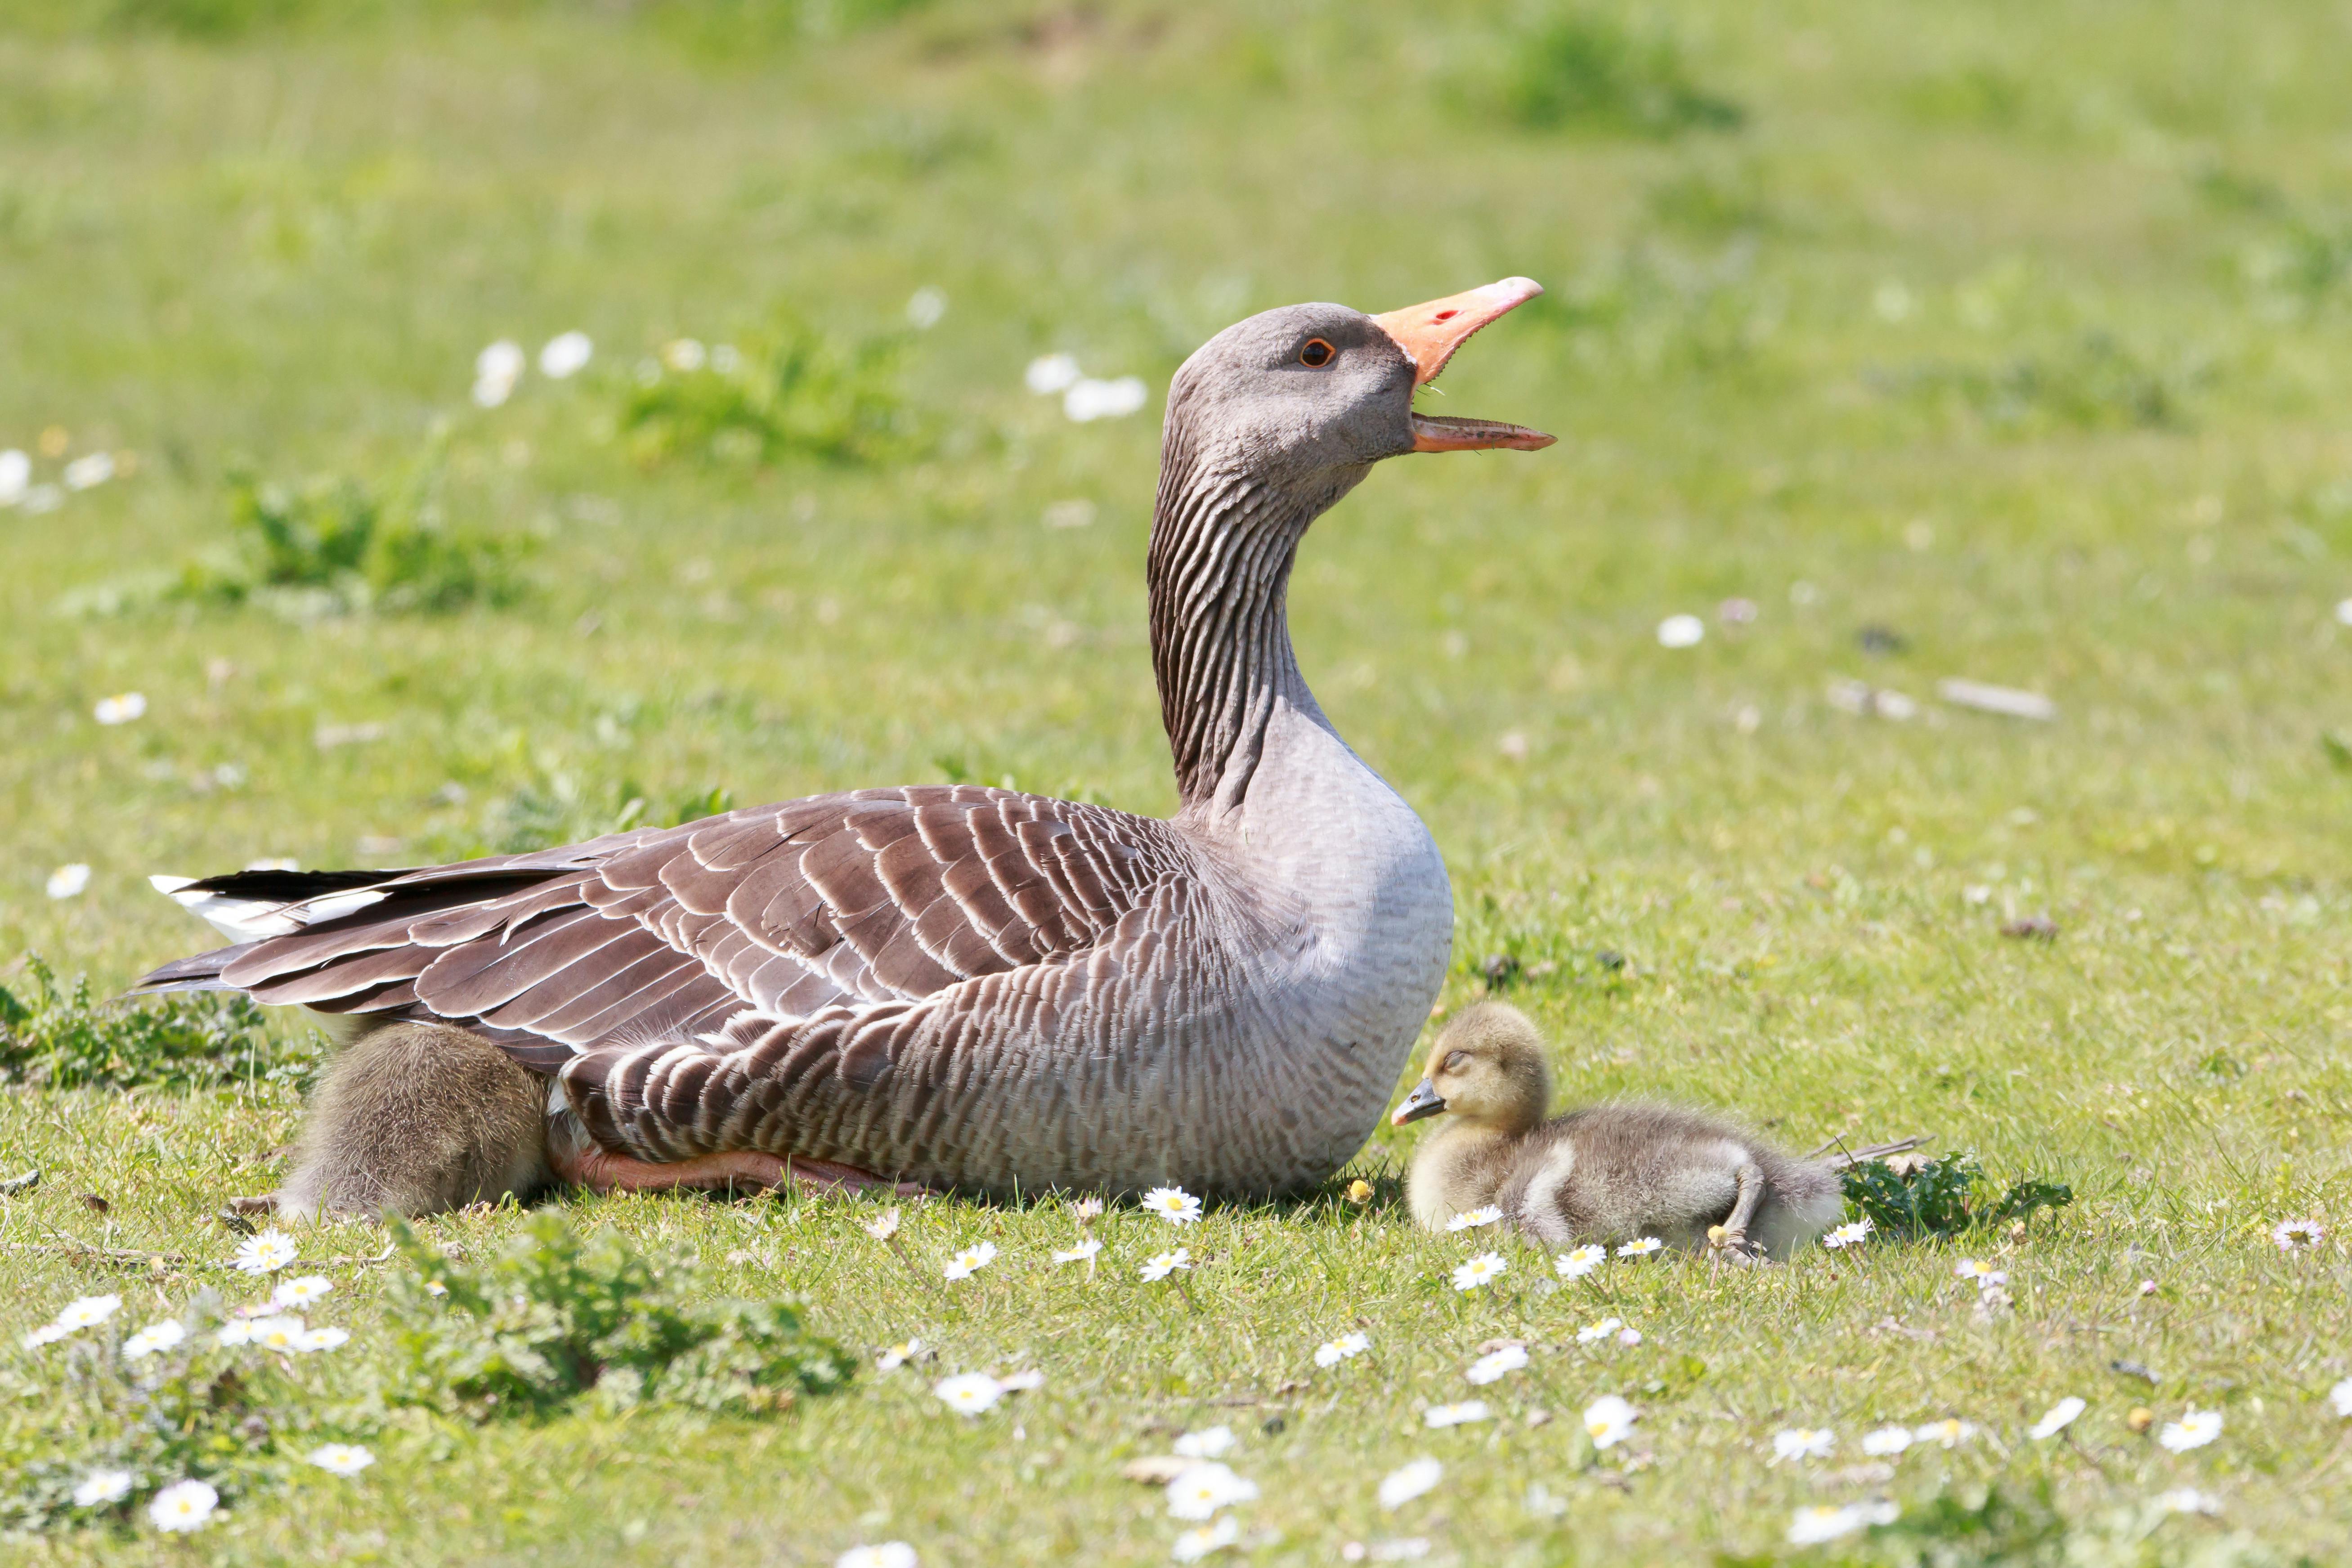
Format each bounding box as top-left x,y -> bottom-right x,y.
1148,278 -> 1555,813
1391,1001 -> 1552,1136
1161,278 -> 1555,497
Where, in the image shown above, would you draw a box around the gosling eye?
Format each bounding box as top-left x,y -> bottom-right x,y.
1443,1051 -> 1469,1074
1298,337 -> 1336,368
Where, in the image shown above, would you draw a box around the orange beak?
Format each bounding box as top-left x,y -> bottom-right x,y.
1372,277 -> 1556,453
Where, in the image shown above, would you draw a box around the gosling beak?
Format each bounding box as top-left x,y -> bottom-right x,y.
1372,277 -> 1557,453
1390,1078 -> 1447,1126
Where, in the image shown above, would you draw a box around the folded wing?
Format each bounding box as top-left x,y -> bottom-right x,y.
137,785 -> 1187,1073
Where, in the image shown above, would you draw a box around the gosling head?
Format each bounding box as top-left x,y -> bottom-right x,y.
1389,1002 -> 1552,1135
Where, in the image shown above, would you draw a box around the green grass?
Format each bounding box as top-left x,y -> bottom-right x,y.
4,0 -> 2352,1560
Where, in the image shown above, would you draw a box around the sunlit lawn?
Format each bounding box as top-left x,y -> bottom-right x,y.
4,0 -> 2352,1561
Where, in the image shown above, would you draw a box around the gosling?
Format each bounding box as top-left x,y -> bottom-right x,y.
1393,1003 -> 1841,1261
242,1021 -> 554,1220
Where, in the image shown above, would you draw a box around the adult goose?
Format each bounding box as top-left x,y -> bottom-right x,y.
138,280 -> 1555,1201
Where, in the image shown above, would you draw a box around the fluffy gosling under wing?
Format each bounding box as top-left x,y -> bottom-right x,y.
264,1021 -> 553,1220
1395,1003 -> 1840,1260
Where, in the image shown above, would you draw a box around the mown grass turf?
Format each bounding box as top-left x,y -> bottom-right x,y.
4,0 -> 2352,1561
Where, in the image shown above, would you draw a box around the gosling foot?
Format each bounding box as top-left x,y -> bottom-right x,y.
1707,1224 -> 1763,1268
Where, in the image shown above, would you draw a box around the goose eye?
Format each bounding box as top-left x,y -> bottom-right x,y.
1443,1052 -> 1469,1074
1299,338 -> 1336,368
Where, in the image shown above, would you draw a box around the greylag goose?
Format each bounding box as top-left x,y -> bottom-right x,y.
1394,1004 -> 1841,1259
139,280 -> 1556,1204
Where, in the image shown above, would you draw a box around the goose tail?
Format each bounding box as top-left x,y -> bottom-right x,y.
131,866 -> 414,993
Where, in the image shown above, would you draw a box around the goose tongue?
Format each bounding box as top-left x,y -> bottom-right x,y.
1372,277 -> 1557,453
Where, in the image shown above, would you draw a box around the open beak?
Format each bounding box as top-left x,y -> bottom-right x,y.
1373,277 -> 1557,453
1390,1078 -> 1448,1126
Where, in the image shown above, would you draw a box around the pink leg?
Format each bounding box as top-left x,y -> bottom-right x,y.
552,1138 -> 926,1199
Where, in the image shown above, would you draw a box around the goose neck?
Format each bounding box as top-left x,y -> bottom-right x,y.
1147,444 -> 1365,823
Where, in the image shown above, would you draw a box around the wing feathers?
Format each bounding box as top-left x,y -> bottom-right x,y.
136,787 -> 1192,1111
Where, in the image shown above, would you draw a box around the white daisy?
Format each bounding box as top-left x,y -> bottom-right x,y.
477,339 -> 526,381
1165,1461 -> 1257,1519
1617,1327 -> 1643,1347
63,452 -> 115,491
904,288 -> 947,330
1616,1236 -> 1664,1259
2029,1397 -> 2086,1440
1140,1186 -> 1204,1225
45,863 -> 92,899
2156,1489 -> 2220,1516
1445,1206 -> 1503,1232
1063,376 -> 1147,423
306,1444 -> 373,1476
998,1369 -> 1046,1392
1821,1219 -> 1874,1250
247,1316 -> 305,1353
933,1372 -> 1004,1416
1450,1252 -> 1507,1291
270,1276 -> 334,1310
1583,1394 -> 1639,1450
72,1469 -> 134,1507
1025,354 -> 1081,395
1465,1344 -> 1528,1385
1315,1331 -> 1371,1367
122,1321 -> 188,1360
1378,1458 -> 1442,1510
876,1340 -> 923,1373
2271,1218 -> 2325,1252
93,692 -> 145,726
538,332 -> 593,379
215,1321 -> 255,1348
838,1545 -> 918,1568
1656,614 -> 1706,649
1953,1259 -> 2006,1286
1912,1419 -> 1976,1448
472,340 -> 525,406
1140,1249 -> 1193,1281
22,1322 -> 70,1348
942,1241 -> 998,1281
1172,1426 -> 1235,1460
55,1295 -> 122,1331
1170,1515 -> 1240,1561
0,448 -> 28,505
2158,1410 -> 2222,1452
233,1231 -> 297,1275
1555,1244 -> 1607,1279
148,1478 -> 219,1532
1052,1238 -> 1103,1265
295,1326 -> 350,1353
1859,1426 -> 1912,1457
1787,1501 -> 1896,1545
662,338 -> 707,372
1576,1317 -> 1624,1345
863,1208 -> 902,1241
2330,1377 -> 2352,1418
1424,1401 -> 1491,1429
1071,1196 -> 1105,1222
1772,1428 -> 1836,1463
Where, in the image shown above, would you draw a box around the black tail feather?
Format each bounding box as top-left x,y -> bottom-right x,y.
170,867 -> 412,902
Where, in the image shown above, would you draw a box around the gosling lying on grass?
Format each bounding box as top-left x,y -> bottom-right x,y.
243,1021 -> 553,1219
1392,1003 -> 1841,1261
